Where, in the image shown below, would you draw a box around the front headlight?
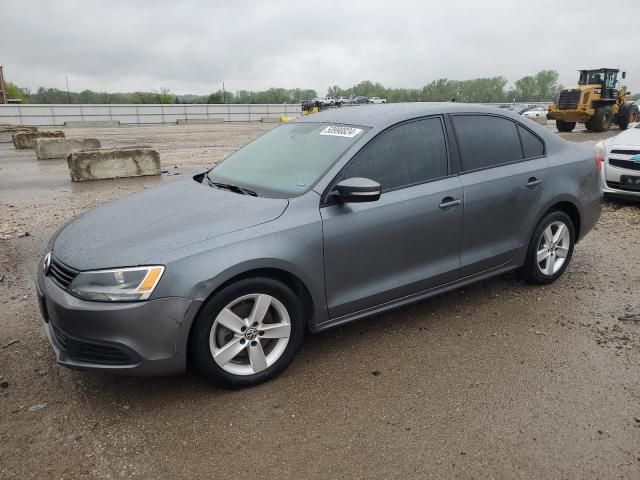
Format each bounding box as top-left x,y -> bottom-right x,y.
68,266 -> 165,302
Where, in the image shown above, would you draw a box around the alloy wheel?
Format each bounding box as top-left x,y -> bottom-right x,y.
209,293 -> 291,376
536,221 -> 570,276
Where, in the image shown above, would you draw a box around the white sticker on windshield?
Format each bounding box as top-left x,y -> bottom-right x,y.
319,126 -> 363,138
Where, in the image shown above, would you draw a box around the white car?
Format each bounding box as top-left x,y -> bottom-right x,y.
523,107 -> 548,118
598,123 -> 640,199
312,97 -> 334,106
336,96 -> 351,105
369,97 -> 387,104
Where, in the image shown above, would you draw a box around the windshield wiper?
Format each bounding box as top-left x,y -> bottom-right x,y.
209,179 -> 257,197
203,171 -> 258,196
213,182 -> 257,196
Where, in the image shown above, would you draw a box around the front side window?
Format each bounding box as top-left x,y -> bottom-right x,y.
452,115 -> 523,171
338,117 -> 448,191
210,123 -> 367,196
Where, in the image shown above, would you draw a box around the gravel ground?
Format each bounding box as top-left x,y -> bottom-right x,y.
1,122 -> 639,479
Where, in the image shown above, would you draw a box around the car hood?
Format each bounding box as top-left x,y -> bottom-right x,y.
52,178 -> 289,270
605,127 -> 640,150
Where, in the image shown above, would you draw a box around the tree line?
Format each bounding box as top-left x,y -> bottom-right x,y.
4,70 -> 638,104
328,70 -> 565,103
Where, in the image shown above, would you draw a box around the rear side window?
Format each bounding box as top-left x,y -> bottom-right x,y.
339,117 -> 448,191
518,125 -> 545,158
452,115 -> 523,171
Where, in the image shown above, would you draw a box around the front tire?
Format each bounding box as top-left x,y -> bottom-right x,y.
556,119 -> 576,132
191,277 -> 305,388
522,211 -> 575,284
591,106 -> 613,132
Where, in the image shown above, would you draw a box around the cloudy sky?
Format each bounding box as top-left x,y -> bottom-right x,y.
2,0 -> 640,96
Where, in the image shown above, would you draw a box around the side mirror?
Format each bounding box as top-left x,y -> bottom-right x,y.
622,71 -> 626,79
332,177 -> 381,203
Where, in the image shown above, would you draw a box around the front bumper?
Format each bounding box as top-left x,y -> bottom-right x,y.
602,162 -> 640,199
547,109 -> 591,123
36,269 -> 201,375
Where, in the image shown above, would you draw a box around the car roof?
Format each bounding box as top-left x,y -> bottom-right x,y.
293,102 -> 528,129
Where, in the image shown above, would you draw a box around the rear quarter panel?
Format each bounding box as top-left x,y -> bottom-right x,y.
538,141 -> 602,242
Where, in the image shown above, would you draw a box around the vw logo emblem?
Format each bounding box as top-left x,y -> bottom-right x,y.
244,327 -> 259,341
43,253 -> 52,275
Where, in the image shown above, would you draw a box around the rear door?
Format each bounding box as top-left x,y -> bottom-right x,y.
450,114 -> 548,276
321,116 -> 463,319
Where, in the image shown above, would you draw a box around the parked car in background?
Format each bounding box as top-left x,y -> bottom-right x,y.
369,97 -> 387,104
301,99 -> 317,111
352,96 -> 368,104
312,97 -> 333,106
515,105 -> 534,115
324,97 -> 336,106
336,96 -> 351,105
37,103 -> 602,388
598,122 -> 640,199
523,106 -> 548,118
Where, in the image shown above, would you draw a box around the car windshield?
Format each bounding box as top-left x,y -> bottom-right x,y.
208,122 -> 368,196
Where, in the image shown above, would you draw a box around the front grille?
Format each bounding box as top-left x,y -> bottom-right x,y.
48,256 -> 78,289
611,149 -> 640,156
50,322 -> 135,366
609,159 -> 640,171
557,89 -> 581,110
607,181 -> 640,192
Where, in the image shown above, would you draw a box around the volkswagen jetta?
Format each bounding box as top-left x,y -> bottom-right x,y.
37,103 -> 602,387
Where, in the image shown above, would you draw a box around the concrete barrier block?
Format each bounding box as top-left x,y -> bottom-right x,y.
12,130 -> 65,149
176,118 -> 224,124
35,138 -> 101,160
67,147 -> 161,182
64,120 -> 120,127
0,126 -> 38,143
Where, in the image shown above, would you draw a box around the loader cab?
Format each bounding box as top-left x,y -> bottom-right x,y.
578,68 -> 620,100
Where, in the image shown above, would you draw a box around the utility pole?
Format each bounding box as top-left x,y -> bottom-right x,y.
0,65 -> 7,104
66,76 -> 71,103
222,81 -> 225,104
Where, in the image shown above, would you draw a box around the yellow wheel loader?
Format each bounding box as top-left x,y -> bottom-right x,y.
547,68 -> 639,132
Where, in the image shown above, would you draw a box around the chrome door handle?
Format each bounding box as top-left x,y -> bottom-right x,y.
526,177 -> 542,188
439,198 -> 461,209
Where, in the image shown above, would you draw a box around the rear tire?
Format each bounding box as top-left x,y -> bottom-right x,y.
556,120 -> 576,132
522,210 -> 575,285
617,104 -> 639,130
191,277 -> 305,388
591,106 -> 613,132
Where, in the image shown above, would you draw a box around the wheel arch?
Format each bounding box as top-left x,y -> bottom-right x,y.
187,262 -> 321,341
536,199 -> 582,242
549,201 -> 581,240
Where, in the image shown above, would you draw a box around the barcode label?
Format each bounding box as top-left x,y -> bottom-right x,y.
319,126 -> 363,138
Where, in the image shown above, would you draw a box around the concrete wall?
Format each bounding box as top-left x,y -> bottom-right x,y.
35,138 -> 101,159
67,147 -> 161,181
0,104 -> 302,126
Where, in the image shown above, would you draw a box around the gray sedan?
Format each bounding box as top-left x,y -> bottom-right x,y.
36,103 -> 602,387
